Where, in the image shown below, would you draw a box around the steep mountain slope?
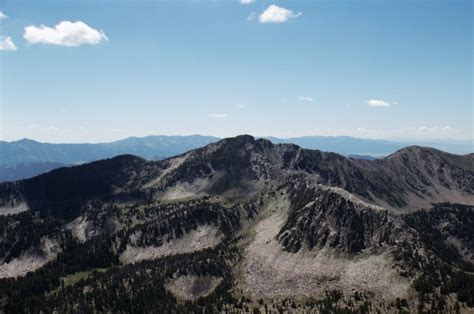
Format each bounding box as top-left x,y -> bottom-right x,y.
0,135 -> 472,313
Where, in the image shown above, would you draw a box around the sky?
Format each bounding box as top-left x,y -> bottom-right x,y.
0,0 -> 472,143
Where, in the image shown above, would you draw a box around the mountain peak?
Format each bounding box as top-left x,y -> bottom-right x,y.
224,134 -> 255,143
387,145 -> 446,159
213,134 -> 257,149
14,138 -> 40,144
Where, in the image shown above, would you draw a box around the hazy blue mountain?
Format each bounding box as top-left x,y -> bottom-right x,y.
265,136 -> 473,156
0,135 -> 219,166
0,162 -> 67,183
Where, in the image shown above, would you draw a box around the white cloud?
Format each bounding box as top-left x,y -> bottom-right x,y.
47,126 -> 59,131
417,126 -> 453,133
235,104 -> 247,109
0,36 -> 17,51
367,99 -> 391,107
0,11 -> 7,19
281,98 -> 287,102
24,21 -> 108,46
259,5 -> 301,23
298,96 -> 314,102
208,113 -> 228,118
240,0 -> 255,4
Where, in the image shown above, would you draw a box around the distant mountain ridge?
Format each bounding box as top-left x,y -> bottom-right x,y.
1,134 -> 471,182
0,135 -> 220,166
266,135 -> 473,156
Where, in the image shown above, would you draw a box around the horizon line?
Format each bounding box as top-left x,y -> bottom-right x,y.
1,134 -> 473,145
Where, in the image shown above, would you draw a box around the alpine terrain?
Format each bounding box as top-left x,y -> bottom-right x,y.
0,135 -> 473,313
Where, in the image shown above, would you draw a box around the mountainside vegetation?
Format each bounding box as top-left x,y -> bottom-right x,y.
0,135 -> 472,313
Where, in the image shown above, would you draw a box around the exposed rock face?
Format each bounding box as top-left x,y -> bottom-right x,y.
278,187 -> 414,254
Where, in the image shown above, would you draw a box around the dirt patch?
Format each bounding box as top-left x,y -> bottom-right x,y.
0,237 -> 60,278
65,216 -> 93,242
0,202 -> 29,216
144,156 -> 187,188
166,275 -> 223,300
161,177 -> 213,200
120,224 -> 223,264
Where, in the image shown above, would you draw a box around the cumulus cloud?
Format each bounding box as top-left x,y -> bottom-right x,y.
240,0 -> 255,4
208,113 -> 228,118
298,96 -> 314,102
23,21 -> 108,46
367,99 -> 391,107
0,11 -> 7,19
0,36 -> 17,51
259,5 -> 301,23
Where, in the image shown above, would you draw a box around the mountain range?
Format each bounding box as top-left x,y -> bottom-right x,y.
0,135 -> 472,312
1,135 -> 472,182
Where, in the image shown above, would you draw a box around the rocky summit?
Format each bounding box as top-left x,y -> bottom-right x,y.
0,135 -> 473,313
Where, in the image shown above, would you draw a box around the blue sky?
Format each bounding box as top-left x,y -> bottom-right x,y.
0,0 -> 472,143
